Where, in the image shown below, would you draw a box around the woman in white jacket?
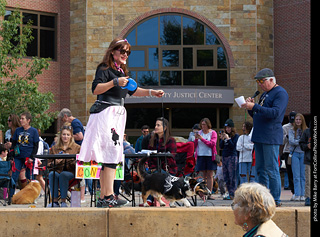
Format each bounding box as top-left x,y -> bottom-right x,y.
236,122 -> 254,184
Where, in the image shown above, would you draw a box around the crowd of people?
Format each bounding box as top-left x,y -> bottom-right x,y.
0,37 -> 310,236
1,110 -> 89,206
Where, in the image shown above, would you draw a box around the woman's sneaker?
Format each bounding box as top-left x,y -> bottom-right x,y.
290,194 -> 295,201
97,195 -> 128,208
47,202 -> 60,208
223,195 -> 231,200
294,196 -> 300,201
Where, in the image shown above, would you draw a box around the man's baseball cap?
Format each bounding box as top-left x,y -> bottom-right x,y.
254,68 -> 274,79
289,111 -> 297,123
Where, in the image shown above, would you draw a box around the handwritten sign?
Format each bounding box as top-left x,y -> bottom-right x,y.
75,154 -> 124,180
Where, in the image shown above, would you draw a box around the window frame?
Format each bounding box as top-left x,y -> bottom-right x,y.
125,13 -> 229,87
5,8 -> 57,61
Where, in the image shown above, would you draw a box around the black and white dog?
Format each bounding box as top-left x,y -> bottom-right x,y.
137,156 -> 210,207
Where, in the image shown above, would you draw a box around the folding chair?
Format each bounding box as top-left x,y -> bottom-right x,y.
0,161 -> 15,205
118,160 -> 140,207
175,142 -> 196,177
64,178 -> 81,203
175,142 -> 201,206
45,175 -> 81,206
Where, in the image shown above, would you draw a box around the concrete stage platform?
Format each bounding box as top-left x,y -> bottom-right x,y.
0,188 -> 311,236
0,206 -> 310,237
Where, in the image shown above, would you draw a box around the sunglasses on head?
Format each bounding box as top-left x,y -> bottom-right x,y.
117,49 -> 131,56
61,125 -> 72,130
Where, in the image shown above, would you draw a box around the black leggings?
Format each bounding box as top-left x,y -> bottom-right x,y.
101,163 -> 117,170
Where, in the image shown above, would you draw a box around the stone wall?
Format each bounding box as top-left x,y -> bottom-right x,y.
70,0 -> 87,122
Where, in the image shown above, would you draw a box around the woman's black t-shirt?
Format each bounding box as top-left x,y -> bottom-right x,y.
90,65 -> 137,114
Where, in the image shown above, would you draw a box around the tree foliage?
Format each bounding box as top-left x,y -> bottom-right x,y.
0,0 -> 56,132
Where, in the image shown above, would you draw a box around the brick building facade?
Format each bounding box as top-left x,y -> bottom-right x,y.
274,0 -> 311,116
5,0 -> 311,139
6,0 -> 70,111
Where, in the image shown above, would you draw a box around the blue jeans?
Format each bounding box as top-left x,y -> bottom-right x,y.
85,179 -> 93,195
291,152 -> 305,196
11,158 -> 23,197
49,171 -> 74,199
239,162 -> 254,184
254,143 -> 281,205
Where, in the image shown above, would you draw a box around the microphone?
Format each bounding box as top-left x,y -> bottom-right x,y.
252,91 -> 260,99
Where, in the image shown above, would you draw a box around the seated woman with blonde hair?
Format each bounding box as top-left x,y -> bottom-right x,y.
47,123 -> 81,207
232,183 -> 287,237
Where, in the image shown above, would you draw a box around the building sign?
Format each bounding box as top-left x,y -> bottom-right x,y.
125,87 -> 234,104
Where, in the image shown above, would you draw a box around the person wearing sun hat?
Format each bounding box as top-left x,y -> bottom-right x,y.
241,68 -> 289,206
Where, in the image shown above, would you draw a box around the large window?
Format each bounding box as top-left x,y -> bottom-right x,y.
5,9 -> 57,60
125,14 -> 228,87
125,106 -> 229,130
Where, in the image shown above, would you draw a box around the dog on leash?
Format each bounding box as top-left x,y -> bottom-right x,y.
137,156 -> 210,207
12,180 -> 41,204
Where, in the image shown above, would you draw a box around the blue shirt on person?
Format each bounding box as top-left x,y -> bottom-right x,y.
219,133 -> 239,157
12,126 -> 39,159
71,118 -> 85,145
248,86 -> 288,145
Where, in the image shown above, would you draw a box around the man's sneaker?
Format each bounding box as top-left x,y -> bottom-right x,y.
97,195 -> 128,208
60,202 -> 68,208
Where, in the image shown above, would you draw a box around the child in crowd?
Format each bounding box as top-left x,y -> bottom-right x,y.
0,144 -> 9,199
0,144 -> 8,161
236,122 -> 254,184
214,156 -> 226,198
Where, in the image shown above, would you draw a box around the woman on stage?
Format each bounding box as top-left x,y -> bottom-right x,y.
78,38 -> 164,208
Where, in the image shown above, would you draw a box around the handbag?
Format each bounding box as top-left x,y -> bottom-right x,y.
14,145 -> 20,156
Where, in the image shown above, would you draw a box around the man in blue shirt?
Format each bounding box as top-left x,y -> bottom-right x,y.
58,108 -> 84,145
241,68 -> 288,206
135,125 -> 149,153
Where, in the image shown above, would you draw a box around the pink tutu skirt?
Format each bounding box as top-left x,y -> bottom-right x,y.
78,106 -> 126,164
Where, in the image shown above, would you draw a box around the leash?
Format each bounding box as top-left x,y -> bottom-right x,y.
161,96 -> 169,172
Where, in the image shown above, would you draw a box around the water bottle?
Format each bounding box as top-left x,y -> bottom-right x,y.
43,149 -> 49,155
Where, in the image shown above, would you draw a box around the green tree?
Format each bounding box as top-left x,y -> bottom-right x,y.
0,0 -> 56,133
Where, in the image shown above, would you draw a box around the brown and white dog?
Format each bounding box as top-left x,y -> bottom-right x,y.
12,180 -> 41,204
137,156 -> 210,207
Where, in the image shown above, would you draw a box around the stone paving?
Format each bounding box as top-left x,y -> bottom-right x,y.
0,186 -> 308,209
